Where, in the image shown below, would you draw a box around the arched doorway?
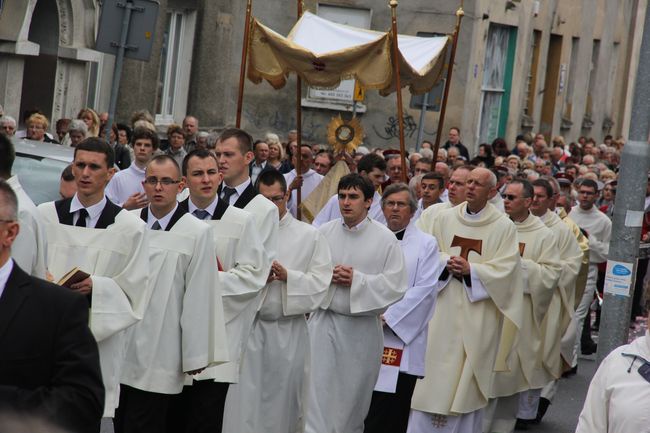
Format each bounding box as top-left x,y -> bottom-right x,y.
19,0 -> 59,126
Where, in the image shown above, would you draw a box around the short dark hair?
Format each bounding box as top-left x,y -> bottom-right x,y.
147,154 -> 181,177
218,128 -> 254,154
0,133 -> 15,178
255,169 -> 287,193
182,148 -> 218,176
74,137 -> 115,168
61,164 -> 74,181
116,123 -> 132,143
532,178 -> 554,198
416,157 -> 433,167
578,178 -> 599,193
0,179 -> 18,220
422,172 -> 445,189
166,124 -> 184,139
132,127 -> 160,150
382,182 -> 417,212
338,173 -> 374,200
315,151 -> 334,165
449,126 -> 460,134
508,179 -> 534,198
357,153 -> 387,174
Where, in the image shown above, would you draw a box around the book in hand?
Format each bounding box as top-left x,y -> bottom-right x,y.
57,267 -> 91,288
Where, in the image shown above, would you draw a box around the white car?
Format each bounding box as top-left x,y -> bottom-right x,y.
12,138 -> 73,204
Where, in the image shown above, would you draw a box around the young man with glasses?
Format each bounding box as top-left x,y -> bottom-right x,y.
116,155 -> 227,433
37,137 -> 150,421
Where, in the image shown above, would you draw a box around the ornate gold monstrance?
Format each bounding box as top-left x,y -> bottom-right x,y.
327,115 -> 364,154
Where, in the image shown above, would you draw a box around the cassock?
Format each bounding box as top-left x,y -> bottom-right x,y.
222,212 -> 333,433
483,213 -> 561,433
284,168 -> 324,218
409,203 -> 523,433
38,196 -> 150,417
365,222 -> 444,433
575,332 -> 650,433
120,206 -> 228,395
312,191 -> 387,227
8,175 -> 47,278
304,218 -> 407,433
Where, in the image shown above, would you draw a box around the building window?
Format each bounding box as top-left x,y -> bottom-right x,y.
155,10 -> 197,125
478,24 -> 517,144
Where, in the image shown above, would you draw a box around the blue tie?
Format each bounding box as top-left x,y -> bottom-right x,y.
193,209 -> 210,220
221,187 -> 237,203
151,221 -> 162,230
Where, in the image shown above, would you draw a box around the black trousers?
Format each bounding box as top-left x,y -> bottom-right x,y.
166,380 -> 230,433
114,385 -> 171,433
632,258 -> 649,320
364,372 -> 418,433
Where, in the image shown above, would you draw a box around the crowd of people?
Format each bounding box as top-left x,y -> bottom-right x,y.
0,103 -> 647,433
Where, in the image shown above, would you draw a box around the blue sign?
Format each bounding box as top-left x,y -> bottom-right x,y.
612,264 -> 632,276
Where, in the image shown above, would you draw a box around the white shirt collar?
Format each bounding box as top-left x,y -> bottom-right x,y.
341,216 -> 370,231
252,160 -> 267,168
223,178 -> 251,197
188,196 -> 219,217
0,258 -> 14,300
147,203 -> 179,230
70,194 -> 107,221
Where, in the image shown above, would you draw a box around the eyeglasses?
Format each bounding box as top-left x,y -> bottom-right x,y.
144,177 -> 181,186
384,201 -> 409,209
502,194 -> 519,201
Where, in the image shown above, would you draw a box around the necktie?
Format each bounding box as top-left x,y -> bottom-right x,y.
151,221 -> 162,230
193,209 -> 210,220
221,186 -> 237,203
75,208 -> 88,227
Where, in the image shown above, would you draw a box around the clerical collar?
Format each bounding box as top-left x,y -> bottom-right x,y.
393,228 -> 406,240
464,204 -> 486,220
188,196 -> 219,218
146,203 -> 179,230
223,178 -> 251,196
342,216 -> 370,231
70,194 -> 107,222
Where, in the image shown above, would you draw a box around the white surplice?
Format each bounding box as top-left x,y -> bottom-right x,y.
312,191 -> 387,227
244,194 -> 280,264
8,175 -> 47,278
304,218 -> 407,433
38,201 -> 151,417
223,212 -> 333,433
193,204 -> 270,384
105,163 -> 146,207
121,211 -> 228,394
285,169 -> 324,218
576,332 -> 650,433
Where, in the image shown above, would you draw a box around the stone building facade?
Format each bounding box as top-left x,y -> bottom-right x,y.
0,0 -> 645,154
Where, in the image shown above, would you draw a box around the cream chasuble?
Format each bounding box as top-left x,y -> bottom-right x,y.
121,211 -> 228,395
194,205 -> 269,384
411,203 -> 523,416
305,218 -> 407,433
415,201 -> 453,235
223,212 -> 333,433
38,200 -> 151,417
539,210 -> 583,376
490,213 -> 561,397
8,176 -> 47,278
576,333 -> 650,433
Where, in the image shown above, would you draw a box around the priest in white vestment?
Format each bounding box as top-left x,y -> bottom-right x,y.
483,180 -> 561,433
105,128 -> 159,209
416,166 -> 471,235
37,138 -> 151,417
284,144 -> 324,218
167,149 -> 270,433
304,173 -> 407,433
365,183 -> 444,433
409,168 -> 524,433
312,153 -> 388,227
575,324 -> 650,433
223,170 -> 332,433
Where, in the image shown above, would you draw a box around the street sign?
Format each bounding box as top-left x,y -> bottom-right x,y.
96,0 -> 159,62
410,79 -> 445,112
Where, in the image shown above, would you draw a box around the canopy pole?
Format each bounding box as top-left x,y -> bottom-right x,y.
296,0 -> 304,220
389,0 -> 408,183
433,2 -> 464,161
235,0 -> 253,128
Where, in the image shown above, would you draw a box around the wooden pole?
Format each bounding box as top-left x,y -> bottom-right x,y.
433,2 -> 465,161
296,0 -> 304,219
389,0 -> 408,183
235,0 -> 253,128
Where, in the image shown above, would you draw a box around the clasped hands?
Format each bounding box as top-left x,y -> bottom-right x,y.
267,260 -> 288,283
332,265 -> 353,287
446,256 -> 470,277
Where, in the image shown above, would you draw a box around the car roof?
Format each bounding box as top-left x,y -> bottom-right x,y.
12,137 -> 74,163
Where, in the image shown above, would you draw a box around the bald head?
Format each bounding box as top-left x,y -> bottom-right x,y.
466,167 -> 497,212
447,166 -> 471,206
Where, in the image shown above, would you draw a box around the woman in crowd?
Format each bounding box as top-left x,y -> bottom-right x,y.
26,113 -> 58,143
67,119 -> 88,148
266,133 -> 292,173
77,107 -> 101,137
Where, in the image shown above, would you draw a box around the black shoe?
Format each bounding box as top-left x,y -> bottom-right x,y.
535,397 -> 550,423
581,341 -> 597,355
515,418 -> 531,430
562,365 -> 578,378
